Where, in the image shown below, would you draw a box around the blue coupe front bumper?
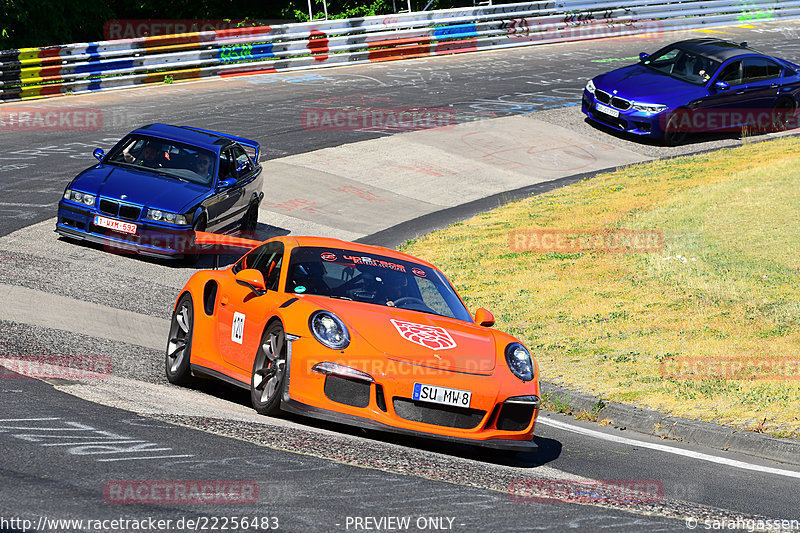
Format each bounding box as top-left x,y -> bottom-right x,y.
56,201 -> 194,258
581,90 -> 667,139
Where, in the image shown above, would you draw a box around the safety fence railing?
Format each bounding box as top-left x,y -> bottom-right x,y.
1,0 -> 798,101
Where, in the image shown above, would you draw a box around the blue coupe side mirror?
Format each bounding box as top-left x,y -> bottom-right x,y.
218,177 -> 237,189
93,148 -> 105,162
639,52 -> 649,61
235,160 -> 251,174
714,81 -> 730,91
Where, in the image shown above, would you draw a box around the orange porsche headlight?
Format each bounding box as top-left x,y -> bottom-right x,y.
309,310 -> 350,350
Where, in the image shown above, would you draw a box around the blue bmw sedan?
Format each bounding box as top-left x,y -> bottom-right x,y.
56,124 -> 263,258
582,39 -> 800,145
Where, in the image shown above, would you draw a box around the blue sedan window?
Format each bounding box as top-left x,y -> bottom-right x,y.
105,134 -> 217,186
642,45 -> 721,86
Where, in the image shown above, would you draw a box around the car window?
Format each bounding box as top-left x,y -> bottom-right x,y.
285,246 -> 473,322
219,149 -> 235,181
717,61 -> 743,86
231,144 -> 252,179
104,135 -> 216,186
742,57 -> 782,84
234,242 -> 284,291
642,45 -> 721,86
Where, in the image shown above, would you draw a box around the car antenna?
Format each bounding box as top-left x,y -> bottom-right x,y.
740,41 -> 748,47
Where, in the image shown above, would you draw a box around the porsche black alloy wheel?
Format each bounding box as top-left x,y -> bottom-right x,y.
166,294 -> 194,385
251,322 -> 287,415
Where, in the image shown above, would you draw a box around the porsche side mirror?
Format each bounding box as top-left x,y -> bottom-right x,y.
235,269 -> 266,295
714,81 -> 730,91
93,148 -> 105,162
639,52 -> 649,61
217,177 -> 237,189
475,308 -> 495,327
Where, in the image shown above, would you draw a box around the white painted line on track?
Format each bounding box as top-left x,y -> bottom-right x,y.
0,418 -> 60,422
97,454 -> 195,462
0,202 -> 52,208
538,417 -> 800,480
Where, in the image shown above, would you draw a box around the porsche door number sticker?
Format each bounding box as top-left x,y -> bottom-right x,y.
232,312 -> 245,344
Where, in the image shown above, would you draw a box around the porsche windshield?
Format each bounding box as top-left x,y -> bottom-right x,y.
641,45 -> 722,85
105,134 -> 217,186
286,247 -> 473,322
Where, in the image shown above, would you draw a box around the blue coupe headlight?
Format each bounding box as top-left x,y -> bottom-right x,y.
63,189 -> 96,206
585,79 -> 596,94
505,343 -> 534,382
146,208 -> 189,225
309,311 -> 350,350
632,102 -> 668,115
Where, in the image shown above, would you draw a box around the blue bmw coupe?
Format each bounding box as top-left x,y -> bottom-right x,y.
582,39 -> 800,145
56,124 -> 263,258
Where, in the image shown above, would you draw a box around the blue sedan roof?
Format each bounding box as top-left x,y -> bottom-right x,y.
669,38 -> 759,63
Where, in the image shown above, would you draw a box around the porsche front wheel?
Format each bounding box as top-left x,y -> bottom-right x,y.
166,294 -> 194,385
251,322 -> 287,415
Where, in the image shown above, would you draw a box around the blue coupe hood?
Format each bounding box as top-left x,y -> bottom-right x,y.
70,165 -> 210,213
595,64 -> 706,105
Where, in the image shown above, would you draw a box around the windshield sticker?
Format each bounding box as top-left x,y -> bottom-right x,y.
294,285 -> 307,293
412,267 -> 426,278
342,254 -> 407,272
390,319 -> 457,351
321,252 -> 337,262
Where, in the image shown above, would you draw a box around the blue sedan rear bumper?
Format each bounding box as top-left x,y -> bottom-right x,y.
581,90 -> 667,139
56,201 -> 194,258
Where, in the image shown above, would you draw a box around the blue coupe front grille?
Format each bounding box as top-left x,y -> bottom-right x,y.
98,198 -> 141,221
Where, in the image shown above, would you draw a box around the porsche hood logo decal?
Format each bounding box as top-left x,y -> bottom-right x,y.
390,319 -> 457,353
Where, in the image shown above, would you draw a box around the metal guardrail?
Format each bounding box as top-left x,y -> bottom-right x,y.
1,0 -> 798,101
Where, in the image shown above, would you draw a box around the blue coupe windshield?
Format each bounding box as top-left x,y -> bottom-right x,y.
285,246 -> 473,322
105,134 -> 217,186
641,45 -> 722,86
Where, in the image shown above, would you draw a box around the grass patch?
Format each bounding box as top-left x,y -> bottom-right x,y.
403,137 -> 800,438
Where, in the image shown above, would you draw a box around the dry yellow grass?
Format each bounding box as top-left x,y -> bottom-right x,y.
402,137 -> 800,438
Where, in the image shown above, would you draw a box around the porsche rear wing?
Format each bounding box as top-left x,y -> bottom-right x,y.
184,127 -> 260,161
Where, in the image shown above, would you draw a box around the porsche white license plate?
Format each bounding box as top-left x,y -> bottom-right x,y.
94,215 -> 137,235
413,383 -> 471,408
596,103 -> 619,118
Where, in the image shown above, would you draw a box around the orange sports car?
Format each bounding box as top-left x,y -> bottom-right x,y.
166,235 -> 540,450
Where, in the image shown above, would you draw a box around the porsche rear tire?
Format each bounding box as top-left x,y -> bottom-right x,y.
166,294 -> 194,385
250,322 -> 287,416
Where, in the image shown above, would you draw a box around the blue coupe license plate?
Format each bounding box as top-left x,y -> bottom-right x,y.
413,383 -> 472,408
